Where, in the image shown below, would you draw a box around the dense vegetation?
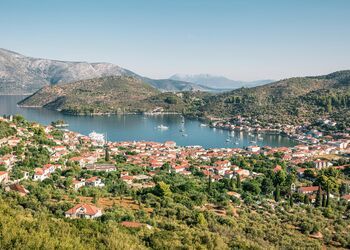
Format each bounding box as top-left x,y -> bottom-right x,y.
0,120 -> 16,139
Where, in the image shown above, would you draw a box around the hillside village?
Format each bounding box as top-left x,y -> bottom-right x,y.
0,115 -> 349,248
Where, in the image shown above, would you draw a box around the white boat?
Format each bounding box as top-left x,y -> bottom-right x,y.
250,140 -> 257,144
235,142 -> 239,145
157,124 -> 169,130
200,123 -> 207,127
226,138 -> 231,142
182,133 -> 188,137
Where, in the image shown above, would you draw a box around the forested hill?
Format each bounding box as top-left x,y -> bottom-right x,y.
18,76 -> 161,115
202,70 -> 350,124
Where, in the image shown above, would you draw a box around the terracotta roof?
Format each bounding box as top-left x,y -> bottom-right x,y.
298,186 -> 319,192
342,194 -> 350,201
0,171 -> 8,176
9,184 -> 29,194
65,204 -> 101,216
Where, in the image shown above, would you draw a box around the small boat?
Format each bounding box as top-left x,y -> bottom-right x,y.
250,140 -> 257,144
179,128 -> 185,132
54,123 -> 69,128
226,138 -> 231,142
200,123 -> 207,127
157,124 -> 169,130
182,133 -> 188,137
235,142 -> 239,145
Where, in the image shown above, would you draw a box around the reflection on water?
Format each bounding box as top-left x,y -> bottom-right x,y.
0,95 -> 297,149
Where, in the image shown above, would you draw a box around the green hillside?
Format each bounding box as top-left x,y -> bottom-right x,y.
201,70 -> 350,125
19,76 -> 161,115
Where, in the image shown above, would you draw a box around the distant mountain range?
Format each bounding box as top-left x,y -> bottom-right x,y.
0,48 -> 213,94
170,74 -> 274,89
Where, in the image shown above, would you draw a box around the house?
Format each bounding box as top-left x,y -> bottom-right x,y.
84,164 -> 116,172
298,186 -> 319,194
65,204 -> 102,219
314,160 -> 332,170
247,146 -> 260,153
341,194 -> 350,202
273,165 -> 282,173
33,164 -> 59,181
85,176 -> 105,187
72,179 -> 85,190
6,184 -> 29,196
234,169 -> 250,178
0,171 -> 9,183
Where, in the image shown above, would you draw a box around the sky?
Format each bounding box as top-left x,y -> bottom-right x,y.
1,0 -> 350,81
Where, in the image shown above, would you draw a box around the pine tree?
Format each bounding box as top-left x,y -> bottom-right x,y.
315,186 -> 322,207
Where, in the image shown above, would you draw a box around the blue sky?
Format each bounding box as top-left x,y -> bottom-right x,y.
1,0 -> 350,81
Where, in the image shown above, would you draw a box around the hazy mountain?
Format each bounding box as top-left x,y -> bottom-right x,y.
0,48 -> 213,94
170,74 -> 273,89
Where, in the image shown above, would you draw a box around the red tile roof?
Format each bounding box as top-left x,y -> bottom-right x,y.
65,204 -> 101,216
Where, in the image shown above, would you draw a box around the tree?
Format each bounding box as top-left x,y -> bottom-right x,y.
229,176 -> 235,191
289,195 -> 294,207
261,177 -> 274,195
208,175 -> 212,193
196,213 -> 208,227
236,174 -> 241,189
105,146 -> 110,162
154,181 -> 172,197
243,180 -> 261,195
326,183 -> 330,207
274,184 -> 280,202
304,195 -> 310,205
322,193 -> 326,207
315,186 -> 322,207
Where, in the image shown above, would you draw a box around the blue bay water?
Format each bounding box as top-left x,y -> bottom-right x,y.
0,95 -> 296,149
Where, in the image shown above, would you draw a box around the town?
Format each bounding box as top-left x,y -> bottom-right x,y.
0,114 -> 349,248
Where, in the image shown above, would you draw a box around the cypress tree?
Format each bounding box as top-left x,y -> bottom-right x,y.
236,174 -> 241,189
326,184 -> 330,207
304,195 -> 310,205
322,193 -> 326,207
208,175 -> 212,193
289,195 -> 294,207
105,146 -> 110,162
229,176 -> 235,191
315,186 -> 322,207
274,184 -> 280,202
